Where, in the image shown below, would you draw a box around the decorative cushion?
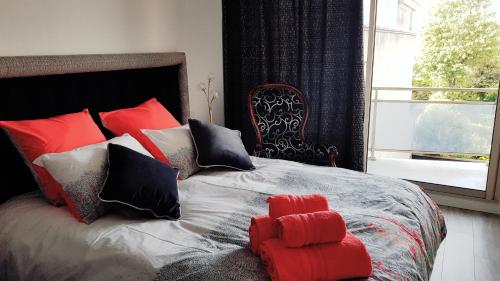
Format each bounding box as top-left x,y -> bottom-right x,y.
188,118 -> 255,171
33,134 -> 152,224
99,98 -> 181,163
141,125 -> 200,180
0,109 -> 106,205
99,144 -> 181,220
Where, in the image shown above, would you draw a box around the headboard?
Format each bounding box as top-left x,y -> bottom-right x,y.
0,52 -> 190,203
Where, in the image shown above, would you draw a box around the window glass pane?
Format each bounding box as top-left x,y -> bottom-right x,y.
366,0 -> 500,192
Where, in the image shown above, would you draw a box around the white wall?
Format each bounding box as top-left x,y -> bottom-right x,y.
0,0 -> 223,124
0,0 -> 179,55
176,0 -> 224,125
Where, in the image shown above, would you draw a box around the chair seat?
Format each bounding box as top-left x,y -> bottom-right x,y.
255,142 -> 336,166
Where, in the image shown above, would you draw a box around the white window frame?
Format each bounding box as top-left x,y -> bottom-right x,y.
363,0 -> 500,201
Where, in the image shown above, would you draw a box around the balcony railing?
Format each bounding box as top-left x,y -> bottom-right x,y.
369,86 -> 499,160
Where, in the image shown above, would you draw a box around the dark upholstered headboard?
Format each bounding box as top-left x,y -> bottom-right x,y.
0,53 -> 190,203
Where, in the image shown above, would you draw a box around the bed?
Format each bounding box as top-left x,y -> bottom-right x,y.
0,53 -> 446,281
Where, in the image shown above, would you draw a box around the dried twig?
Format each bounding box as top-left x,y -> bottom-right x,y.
200,76 -> 218,123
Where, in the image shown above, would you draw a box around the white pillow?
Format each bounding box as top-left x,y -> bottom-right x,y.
142,125 -> 200,179
33,134 -> 152,223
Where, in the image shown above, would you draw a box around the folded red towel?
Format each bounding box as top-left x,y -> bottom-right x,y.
267,194 -> 329,219
249,215 -> 279,255
277,210 -> 347,247
260,232 -> 372,281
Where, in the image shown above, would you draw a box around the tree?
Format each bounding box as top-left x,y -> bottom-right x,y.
412,0 -> 500,101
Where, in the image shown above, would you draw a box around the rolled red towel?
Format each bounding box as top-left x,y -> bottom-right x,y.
267,194 -> 329,219
249,215 -> 279,255
260,232 -> 372,281
277,210 -> 347,247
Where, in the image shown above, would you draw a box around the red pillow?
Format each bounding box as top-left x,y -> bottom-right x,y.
0,109 -> 106,205
99,98 -> 181,163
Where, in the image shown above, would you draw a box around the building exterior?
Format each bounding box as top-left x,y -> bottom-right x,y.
364,0 -> 421,159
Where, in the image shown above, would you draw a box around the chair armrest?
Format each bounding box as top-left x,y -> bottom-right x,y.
298,142 -> 338,167
306,143 -> 338,167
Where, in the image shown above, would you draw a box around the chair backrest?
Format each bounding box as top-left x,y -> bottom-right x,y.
248,83 -> 309,148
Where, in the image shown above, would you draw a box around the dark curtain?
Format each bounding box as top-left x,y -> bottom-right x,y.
223,0 -> 365,171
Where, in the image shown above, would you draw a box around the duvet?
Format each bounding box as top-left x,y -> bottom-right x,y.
0,157 -> 446,281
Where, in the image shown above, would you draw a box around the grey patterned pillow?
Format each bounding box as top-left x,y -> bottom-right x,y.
33,134 -> 152,223
142,125 -> 200,179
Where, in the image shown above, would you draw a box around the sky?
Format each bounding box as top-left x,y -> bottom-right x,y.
491,0 -> 500,21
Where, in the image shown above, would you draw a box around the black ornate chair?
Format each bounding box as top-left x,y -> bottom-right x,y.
248,83 -> 338,166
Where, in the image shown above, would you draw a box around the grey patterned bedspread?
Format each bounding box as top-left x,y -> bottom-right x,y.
0,157 -> 446,281
155,157 -> 446,281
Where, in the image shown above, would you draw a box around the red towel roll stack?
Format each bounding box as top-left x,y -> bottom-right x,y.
249,194 -> 372,281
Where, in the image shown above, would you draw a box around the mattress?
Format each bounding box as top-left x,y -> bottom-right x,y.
0,157 -> 446,281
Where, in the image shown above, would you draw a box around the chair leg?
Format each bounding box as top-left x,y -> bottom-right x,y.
329,148 -> 338,167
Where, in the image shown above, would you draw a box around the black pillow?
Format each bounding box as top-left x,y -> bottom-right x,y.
188,118 -> 255,171
99,143 -> 181,220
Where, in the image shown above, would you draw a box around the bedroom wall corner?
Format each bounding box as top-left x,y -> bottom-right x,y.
175,0 -> 224,125
0,0 -> 225,125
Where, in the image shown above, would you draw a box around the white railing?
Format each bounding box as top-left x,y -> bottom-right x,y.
369,86 -> 499,159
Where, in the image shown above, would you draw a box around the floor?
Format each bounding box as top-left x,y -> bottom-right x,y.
367,158 -> 488,191
431,206 -> 500,281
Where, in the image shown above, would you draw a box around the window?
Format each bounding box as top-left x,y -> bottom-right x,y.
364,0 -> 500,199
